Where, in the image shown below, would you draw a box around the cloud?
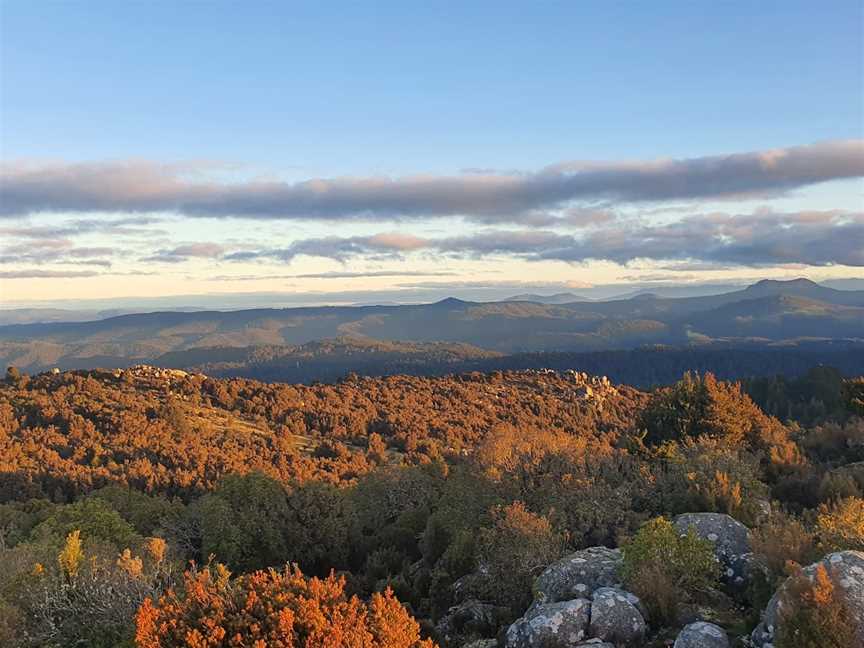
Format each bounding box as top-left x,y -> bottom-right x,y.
2,140 -> 861,222
0,216 -> 163,239
0,269 -> 101,279
142,242 -> 225,263
0,241 -> 114,266
224,210 -> 864,267
292,269 -> 460,279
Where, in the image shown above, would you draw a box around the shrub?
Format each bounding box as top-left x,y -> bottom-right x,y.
21,528 -> 172,648
816,496 -> 864,551
647,438 -> 769,526
477,501 -> 563,613
622,517 -> 720,625
750,512 -> 818,585
135,564 -> 436,648
775,563 -> 857,648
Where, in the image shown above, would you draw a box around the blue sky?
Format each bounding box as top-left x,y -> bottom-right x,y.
0,1 -> 862,307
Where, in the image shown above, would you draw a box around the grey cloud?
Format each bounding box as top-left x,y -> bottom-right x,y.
0,242 -> 114,266
142,242 -> 225,263
226,210 -> 863,268
0,216 -> 164,239
223,233 -> 425,263
292,270 -> 459,279
0,269 -> 101,279
2,140 -> 861,222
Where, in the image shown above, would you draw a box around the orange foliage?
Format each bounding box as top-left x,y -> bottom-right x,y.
136,564 -> 436,648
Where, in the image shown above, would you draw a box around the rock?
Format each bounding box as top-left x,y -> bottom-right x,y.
574,641 -> 615,648
724,551 -> 760,591
673,513 -> 753,589
673,621 -> 729,648
533,547 -> 622,604
673,513 -> 751,565
588,587 -> 646,645
452,563 -> 492,602
505,598 -> 591,648
435,600 -> 505,643
461,641 -> 497,648
751,550 -> 864,646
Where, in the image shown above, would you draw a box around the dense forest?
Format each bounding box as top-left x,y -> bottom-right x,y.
0,364 -> 862,646
157,338 -> 864,388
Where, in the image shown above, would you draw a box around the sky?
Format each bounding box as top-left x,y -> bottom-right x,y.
1,0 -> 863,308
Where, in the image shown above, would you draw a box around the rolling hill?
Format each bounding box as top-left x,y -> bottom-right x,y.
0,279 -> 861,372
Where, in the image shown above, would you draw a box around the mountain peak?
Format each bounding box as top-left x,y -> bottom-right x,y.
749,278 -> 820,290
431,297 -> 469,308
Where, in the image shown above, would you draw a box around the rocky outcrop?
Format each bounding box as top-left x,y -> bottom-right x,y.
673,513 -> 752,588
587,587 -> 646,645
751,550 -> 864,646
436,600 -> 506,644
673,621 -> 729,648
461,640 -> 497,648
533,547 -> 622,604
505,598 -> 591,648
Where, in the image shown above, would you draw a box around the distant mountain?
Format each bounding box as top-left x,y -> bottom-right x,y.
607,284 -> 745,300
504,292 -> 588,304
0,279 -> 860,372
0,306 -> 207,326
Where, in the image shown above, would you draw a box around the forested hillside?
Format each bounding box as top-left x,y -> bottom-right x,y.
0,365 -> 862,646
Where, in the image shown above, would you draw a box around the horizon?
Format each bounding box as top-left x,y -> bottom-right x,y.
1,1 -> 863,309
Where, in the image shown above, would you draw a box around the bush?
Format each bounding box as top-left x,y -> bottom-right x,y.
750,511 -> 818,585
816,496 -> 864,551
647,438 -> 769,526
622,517 -> 720,625
775,563 -> 857,648
135,564 -> 436,648
477,501 -> 563,613
20,529 -> 172,647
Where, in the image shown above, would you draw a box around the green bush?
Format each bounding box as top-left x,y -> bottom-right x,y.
622,516 -> 720,624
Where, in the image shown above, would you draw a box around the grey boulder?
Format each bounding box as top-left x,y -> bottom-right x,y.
436,599 -> 504,644
751,550 -> 864,646
673,621 -> 729,648
533,547 -> 622,604
673,513 -> 751,564
588,587 -> 647,645
505,598 -> 591,648
673,513 -> 752,588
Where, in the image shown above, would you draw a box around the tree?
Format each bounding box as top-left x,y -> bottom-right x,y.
192,472 -> 291,572
4,366 -> 21,386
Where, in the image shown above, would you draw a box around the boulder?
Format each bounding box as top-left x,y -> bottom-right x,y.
452,563 -> 492,603
505,598 -> 591,648
673,513 -> 751,565
751,550 -> 864,646
587,587 -> 646,645
461,641 -> 497,648
533,547 -> 622,604
724,551 -> 759,591
673,621 -> 729,648
436,599 -> 506,644
574,641 -> 615,648
673,513 -> 753,589
436,600 -> 504,643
